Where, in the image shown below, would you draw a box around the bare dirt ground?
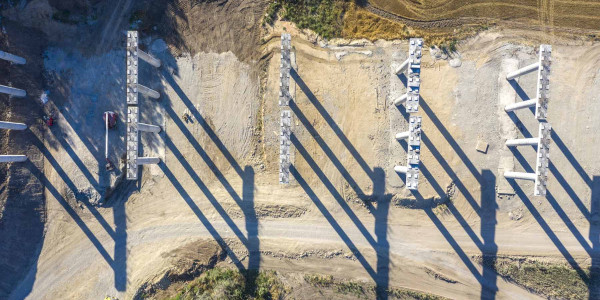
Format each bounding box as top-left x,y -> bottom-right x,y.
2,0 -> 600,299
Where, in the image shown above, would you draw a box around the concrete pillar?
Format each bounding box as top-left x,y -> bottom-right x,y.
394,165 -> 408,174
504,99 -> 536,112
0,121 -> 27,130
393,93 -> 407,106
0,84 -> 26,97
504,171 -> 536,181
137,157 -> 160,165
138,50 -> 161,68
394,58 -> 409,75
0,155 -> 27,163
138,123 -> 161,133
0,50 -> 26,64
506,137 -> 539,147
506,62 -> 540,80
395,131 -> 410,140
136,84 -> 160,99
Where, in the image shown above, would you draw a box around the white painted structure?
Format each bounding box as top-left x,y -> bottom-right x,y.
505,45 -> 551,121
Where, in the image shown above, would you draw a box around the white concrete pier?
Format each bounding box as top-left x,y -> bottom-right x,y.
394,165 -> 408,174
0,50 -> 26,64
0,121 -> 27,130
0,84 -> 26,97
138,50 -> 161,68
504,171 -> 537,181
137,123 -> 161,133
506,62 -> 540,80
505,137 -> 539,147
504,99 -> 537,112
136,84 -> 160,99
393,94 -> 407,106
137,157 -> 161,165
394,58 -> 409,75
0,155 -> 27,163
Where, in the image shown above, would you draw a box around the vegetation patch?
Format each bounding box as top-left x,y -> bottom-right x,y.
168,268 -> 286,300
303,273 -> 447,299
476,255 -> 595,300
264,0 -> 346,39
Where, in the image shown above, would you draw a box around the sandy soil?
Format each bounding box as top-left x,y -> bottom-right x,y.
2,0 -> 600,299
5,25 -> 599,299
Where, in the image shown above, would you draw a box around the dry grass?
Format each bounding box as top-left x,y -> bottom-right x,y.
342,3 -> 486,48
369,0 -> 600,31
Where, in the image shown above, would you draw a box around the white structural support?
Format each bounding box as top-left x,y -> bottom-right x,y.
0,155 -> 27,163
279,33 -> 291,106
137,157 -> 161,165
504,99 -> 536,112
0,50 -> 26,64
394,58 -> 409,75
393,38 -> 423,113
505,137 -> 539,147
534,122 -> 551,196
138,49 -> 161,68
127,31 -> 139,105
394,165 -> 408,174
0,84 -> 26,97
0,121 -> 27,130
279,110 -> 291,184
126,106 -> 139,180
126,31 -> 163,180
393,93 -> 407,106
138,122 -> 161,133
506,62 -> 540,81
504,122 -> 551,196
504,171 -> 537,181
505,45 -> 551,120
136,83 -> 160,99
394,116 -> 421,190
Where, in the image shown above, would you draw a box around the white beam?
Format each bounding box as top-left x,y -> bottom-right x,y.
138,49 -> 161,68
0,50 -> 26,64
394,165 -> 408,174
506,137 -> 539,147
136,84 -> 160,99
504,99 -> 536,112
0,85 -> 26,97
137,157 -> 161,165
506,62 -> 540,80
504,171 -> 537,181
0,155 -> 27,162
0,121 -> 27,130
137,123 -> 161,133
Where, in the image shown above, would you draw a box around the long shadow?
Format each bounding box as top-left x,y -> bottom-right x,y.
589,176 -> 600,299
29,134 -> 127,290
163,133 -> 249,249
509,139 -> 594,255
158,162 -> 245,271
290,165 -> 376,278
291,134 -> 377,248
551,131 -> 592,187
290,68 -> 374,180
508,179 -> 588,280
507,79 -> 536,114
480,170 -> 498,299
291,136 -> 391,298
418,164 -> 500,297
161,69 -> 244,177
289,99 -> 370,201
372,167 -> 390,300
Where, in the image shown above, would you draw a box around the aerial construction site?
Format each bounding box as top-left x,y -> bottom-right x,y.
1,0 -> 600,299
